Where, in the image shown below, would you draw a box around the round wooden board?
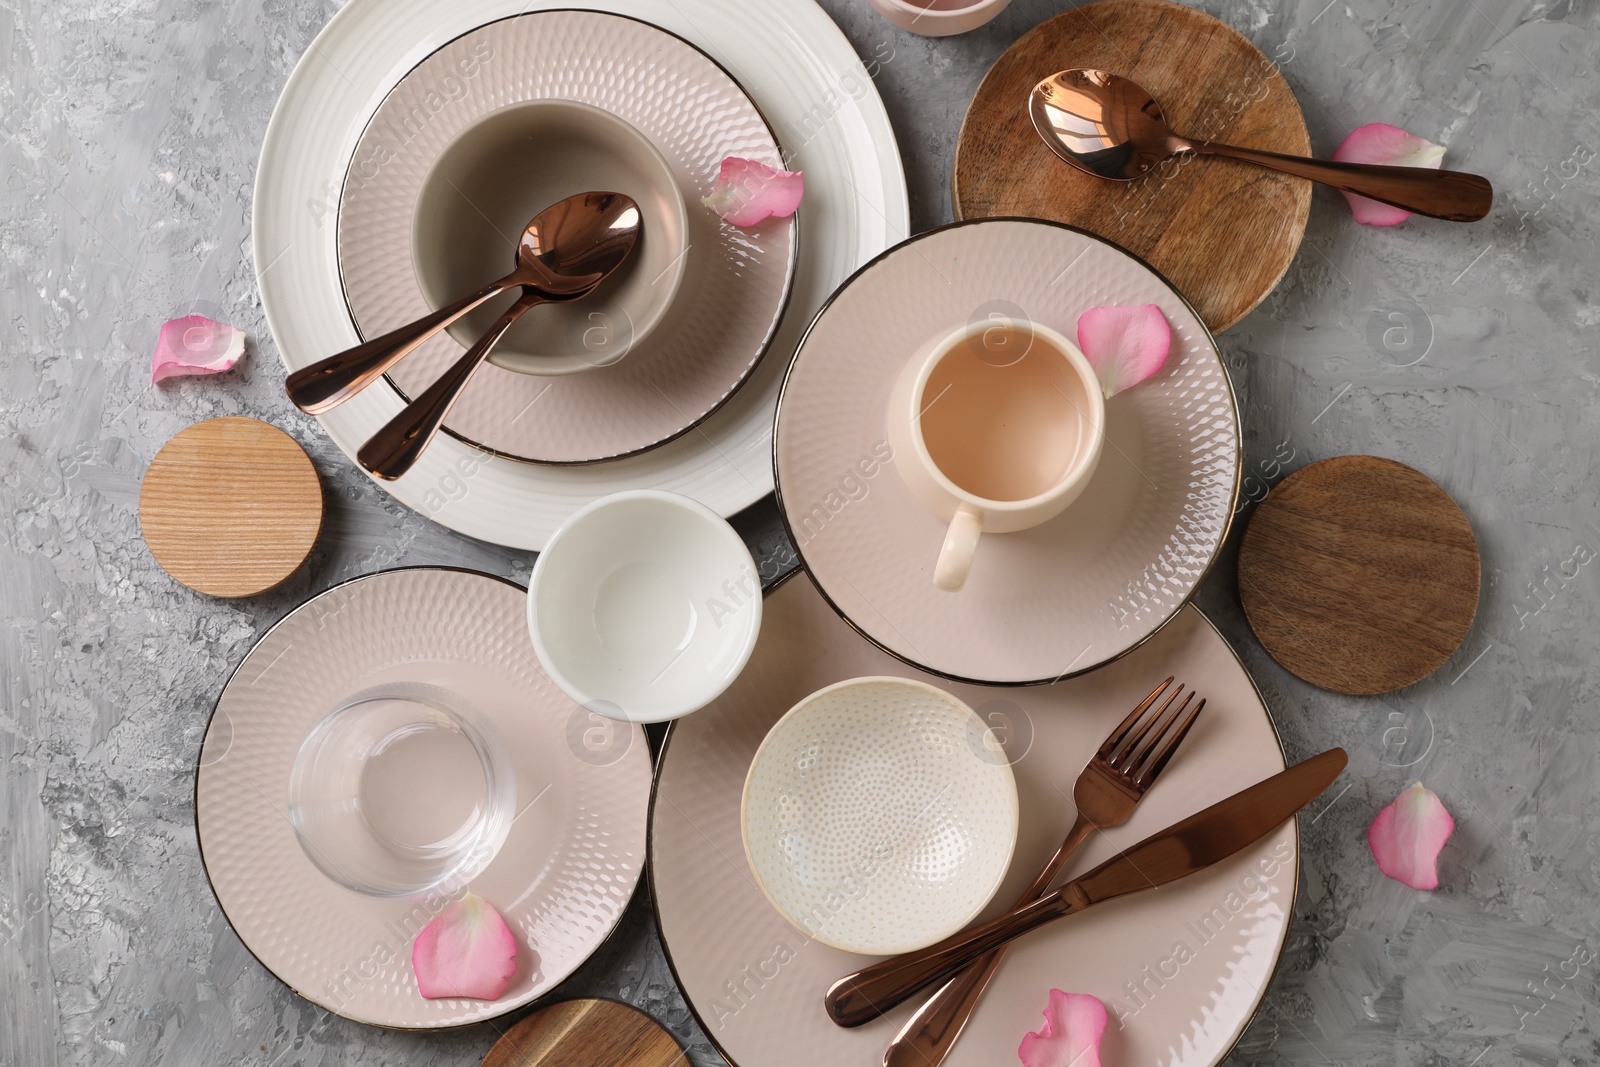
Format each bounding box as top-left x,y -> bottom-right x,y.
953,0 -> 1312,333
481,999 -> 684,1067
139,417 -> 323,598
1237,455 -> 1480,695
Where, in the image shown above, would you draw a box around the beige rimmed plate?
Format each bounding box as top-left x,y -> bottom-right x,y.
339,9 -> 798,464
651,573 -> 1295,1067
773,218 -> 1240,685
195,568 -> 652,1028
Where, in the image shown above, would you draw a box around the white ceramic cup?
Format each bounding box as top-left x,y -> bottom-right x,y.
886,316 -> 1105,591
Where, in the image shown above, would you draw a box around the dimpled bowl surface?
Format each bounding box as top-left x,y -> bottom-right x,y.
741,676 -> 1018,954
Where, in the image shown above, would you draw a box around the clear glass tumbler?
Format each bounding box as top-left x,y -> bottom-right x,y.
287,682 -> 515,897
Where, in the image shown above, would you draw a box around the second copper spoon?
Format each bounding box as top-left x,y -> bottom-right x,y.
1030,68 -> 1492,222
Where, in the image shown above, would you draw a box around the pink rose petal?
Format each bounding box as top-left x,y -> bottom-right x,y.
1331,123 -> 1446,226
1019,989 -> 1106,1067
151,315 -> 246,385
1076,303 -> 1172,398
701,156 -> 804,227
1368,781 -> 1454,890
411,891 -> 518,1000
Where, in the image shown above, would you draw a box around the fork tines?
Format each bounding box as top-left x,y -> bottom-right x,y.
1099,676 -> 1206,787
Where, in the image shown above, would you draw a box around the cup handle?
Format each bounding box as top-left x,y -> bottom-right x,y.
935,505 -> 983,592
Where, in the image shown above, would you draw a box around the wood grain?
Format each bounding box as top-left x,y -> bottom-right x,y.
1237,455 -> 1480,696
138,417 -> 323,598
480,998 -> 685,1067
953,0 -> 1311,333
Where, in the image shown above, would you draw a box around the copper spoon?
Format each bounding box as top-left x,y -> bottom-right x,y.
1029,69 -> 1492,222
356,192 -> 641,480
286,190 -> 640,415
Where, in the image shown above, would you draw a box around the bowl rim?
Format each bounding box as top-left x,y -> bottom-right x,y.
868,0 -> 1011,30
527,489 -> 762,722
877,0 -> 1007,10
738,674 -> 1021,954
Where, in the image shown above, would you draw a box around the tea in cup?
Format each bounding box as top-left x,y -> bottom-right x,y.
885,316 -> 1104,591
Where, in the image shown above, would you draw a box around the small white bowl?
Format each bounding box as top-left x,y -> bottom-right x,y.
741,676 -> 1018,955
529,490 -> 761,723
867,0 -> 1011,37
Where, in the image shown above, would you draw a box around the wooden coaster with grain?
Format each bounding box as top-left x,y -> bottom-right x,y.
1237,456 -> 1480,695
139,417 -> 323,598
953,0 -> 1311,333
481,998 -> 684,1067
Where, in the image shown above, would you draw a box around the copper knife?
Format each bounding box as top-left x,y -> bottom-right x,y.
825,747 -> 1347,1028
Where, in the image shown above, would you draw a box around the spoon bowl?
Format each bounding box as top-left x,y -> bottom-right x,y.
1028,69 -> 1178,181
514,190 -> 644,297
1030,68 -> 1492,222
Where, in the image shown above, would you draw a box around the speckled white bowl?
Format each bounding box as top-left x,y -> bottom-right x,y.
867,0 -> 1011,37
740,676 -> 1018,954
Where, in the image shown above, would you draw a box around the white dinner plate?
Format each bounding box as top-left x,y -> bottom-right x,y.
254,0 -> 908,549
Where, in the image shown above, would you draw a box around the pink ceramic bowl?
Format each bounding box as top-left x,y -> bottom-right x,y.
867,0 -> 1011,36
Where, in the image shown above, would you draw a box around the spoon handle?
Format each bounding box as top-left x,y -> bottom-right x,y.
357,290 -> 545,481
1191,142 -> 1493,222
285,278 -> 512,415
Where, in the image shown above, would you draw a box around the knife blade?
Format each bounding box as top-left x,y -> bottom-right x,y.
825,747 -> 1347,1028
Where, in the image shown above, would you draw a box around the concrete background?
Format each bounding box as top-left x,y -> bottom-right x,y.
3,0 -> 1599,1063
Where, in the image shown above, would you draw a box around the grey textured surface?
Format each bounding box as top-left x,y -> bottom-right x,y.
2,0 -> 1597,1063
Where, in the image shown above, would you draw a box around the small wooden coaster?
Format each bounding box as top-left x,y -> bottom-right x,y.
481,999 -> 684,1067
1237,456 -> 1480,695
139,417 -> 323,598
953,0 -> 1312,333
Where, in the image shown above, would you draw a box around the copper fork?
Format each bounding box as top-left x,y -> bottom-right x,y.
882,677 -> 1204,1067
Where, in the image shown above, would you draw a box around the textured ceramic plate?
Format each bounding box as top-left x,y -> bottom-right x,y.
741,677 -> 1018,955
195,568 -> 652,1028
254,0 -> 907,548
774,219 -> 1240,685
339,10 -> 797,464
652,574 -> 1295,1067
